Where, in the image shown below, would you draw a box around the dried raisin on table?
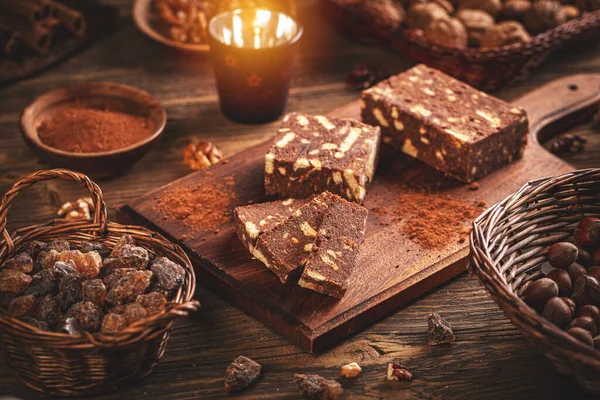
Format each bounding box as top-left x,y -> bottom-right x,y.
118,245 -> 149,270
48,240 -> 71,252
136,292 -> 167,315
224,356 -> 262,394
66,301 -> 103,332
58,250 -> 102,279
20,317 -> 49,331
33,294 -> 62,327
7,295 -> 37,317
150,257 -> 185,294
81,242 -> 111,258
101,313 -> 127,333
103,268 -> 137,289
38,250 -> 60,269
294,374 -> 344,400
51,260 -> 79,280
3,252 -> 33,273
25,269 -> 58,297
58,274 -> 84,310
82,279 -> 106,307
57,317 -> 81,335
110,234 -> 135,257
0,269 -> 32,294
123,302 -> 148,325
106,270 -> 152,305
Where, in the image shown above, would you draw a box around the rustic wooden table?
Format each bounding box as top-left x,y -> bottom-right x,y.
0,1 -> 599,399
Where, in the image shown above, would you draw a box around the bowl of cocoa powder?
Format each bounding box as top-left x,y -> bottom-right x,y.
21,82 -> 166,178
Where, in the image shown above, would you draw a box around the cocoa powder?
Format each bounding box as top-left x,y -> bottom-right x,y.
38,106 -> 152,153
154,177 -> 236,233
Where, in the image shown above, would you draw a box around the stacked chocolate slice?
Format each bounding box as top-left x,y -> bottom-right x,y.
234,191 -> 368,298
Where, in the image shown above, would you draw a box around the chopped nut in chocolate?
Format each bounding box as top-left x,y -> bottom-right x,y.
183,141 -> 223,171
428,312 -> 456,345
224,356 -> 262,394
294,374 -> 344,400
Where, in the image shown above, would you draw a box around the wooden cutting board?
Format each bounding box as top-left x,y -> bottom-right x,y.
117,75 -> 600,352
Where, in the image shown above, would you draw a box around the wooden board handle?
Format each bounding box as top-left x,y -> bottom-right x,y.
513,74 -> 600,144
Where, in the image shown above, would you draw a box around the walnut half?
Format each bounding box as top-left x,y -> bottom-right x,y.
183,141 -> 223,171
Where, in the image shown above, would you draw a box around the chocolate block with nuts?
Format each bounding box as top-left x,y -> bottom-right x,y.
298,197 -> 368,298
253,191 -> 338,283
264,112 -> 380,203
234,198 -> 311,252
361,64 -> 529,182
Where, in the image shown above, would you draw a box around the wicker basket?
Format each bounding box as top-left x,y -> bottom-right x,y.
0,169 -> 200,396
470,168 -> 600,393
321,0 -> 600,91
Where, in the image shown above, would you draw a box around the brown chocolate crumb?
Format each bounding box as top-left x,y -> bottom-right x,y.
469,182 -> 479,191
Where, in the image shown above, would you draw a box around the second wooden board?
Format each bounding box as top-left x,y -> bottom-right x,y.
117,75 -> 600,352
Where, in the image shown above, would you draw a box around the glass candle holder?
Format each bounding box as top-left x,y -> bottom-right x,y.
208,8 -> 303,124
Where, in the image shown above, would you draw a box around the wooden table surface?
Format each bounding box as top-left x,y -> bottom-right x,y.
0,1 -> 599,399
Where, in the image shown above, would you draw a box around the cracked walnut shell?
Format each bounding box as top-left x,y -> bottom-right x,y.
183,141 -> 223,171
459,0 -> 502,17
523,0 -> 567,34
424,16 -> 468,48
406,2 -> 449,30
480,21 -> 531,48
455,9 -> 495,46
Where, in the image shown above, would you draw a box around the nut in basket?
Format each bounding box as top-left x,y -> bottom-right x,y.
0,169 -> 200,396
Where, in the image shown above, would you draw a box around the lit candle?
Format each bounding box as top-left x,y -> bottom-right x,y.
208,8 -> 303,124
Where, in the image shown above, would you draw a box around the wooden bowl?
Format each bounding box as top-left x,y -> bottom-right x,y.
20,81 -> 167,179
132,0 -> 210,52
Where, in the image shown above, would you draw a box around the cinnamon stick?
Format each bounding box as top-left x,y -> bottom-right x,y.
0,0 -> 52,22
44,0 -> 86,36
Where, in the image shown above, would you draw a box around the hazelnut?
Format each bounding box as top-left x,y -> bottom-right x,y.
406,2 -> 449,30
574,217 -> 600,247
577,246 -> 593,267
424,16 -> 468,48
542,297 -> 573,328
571,275 -> 600,307
459,0 -> 502,17
568,316 -> 598,336
547,242 -> 578,269
455,9 -> 495,46
561,296 -> 577,315
340,362 -> 362,378
480,21 -> 531,49
562,5 -> 580,20
568,327 -> 594,347
522,278 -> 559,311
588,266 -> 600,281
566,263 -> 587,283
546,269 -> 572,297
577,305 -> 600,324
500,0 -> 532,20
523,0 -> 567,34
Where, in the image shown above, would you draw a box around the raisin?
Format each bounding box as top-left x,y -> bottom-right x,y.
57,317 -> 81,335
0,269 -> 32,294
33,295 -> 62,327
38,250 -> 60,269
106,270 -> 152,305
8,295 -> 37,317
110,234 -> 135,257
224,356 -> 262,394
294,374 -> 343,399
20,317 -> 49,331
123,302 -> 148,325
150,257 -> 185,294
58,274 -> 84,310
82,279 -> 106,307
51,260 -> 79,280
66,301 -> 103,332
25,269 -> 58,296
103,268 -> 137,289
3,252 -> 33,273
136,292 -> 167,315
118,245 -> 149,270
0,292 -> 16,309
101,313 -> 127,333
81,242 -> 111,258
57,250 -> 102,279
48,240 -> 71,252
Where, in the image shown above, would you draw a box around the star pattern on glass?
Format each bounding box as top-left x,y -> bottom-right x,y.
224,55 -> 238,68
246,74 -> 263,87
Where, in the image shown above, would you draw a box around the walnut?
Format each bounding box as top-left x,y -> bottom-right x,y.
456,9 -> 495,46
387,363 -> 413,381
424,16 -> 468,48
500,0 -> 532,20
459,0 -> 502,17
480,21 -> 532,48
183,141 -> 223,171
406,2 -> 449,30
335,0 -> 406,31
523,0 -> 567,34
57,197 -> 94,221
433,0 -> 455,13
340,362 -> 362,378
562,4 -> 580,20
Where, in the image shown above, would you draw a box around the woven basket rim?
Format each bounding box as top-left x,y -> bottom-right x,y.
470,168 -> 600,367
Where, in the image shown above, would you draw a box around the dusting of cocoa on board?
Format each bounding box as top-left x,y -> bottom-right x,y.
154,176 -> 236,233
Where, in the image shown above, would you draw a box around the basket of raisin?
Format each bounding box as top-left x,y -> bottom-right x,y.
0,169 -> 200,396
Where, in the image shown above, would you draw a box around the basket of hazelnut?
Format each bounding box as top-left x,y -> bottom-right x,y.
321,0 -> 600,90
0,169 -> 200,396
470,168 -> 600,393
